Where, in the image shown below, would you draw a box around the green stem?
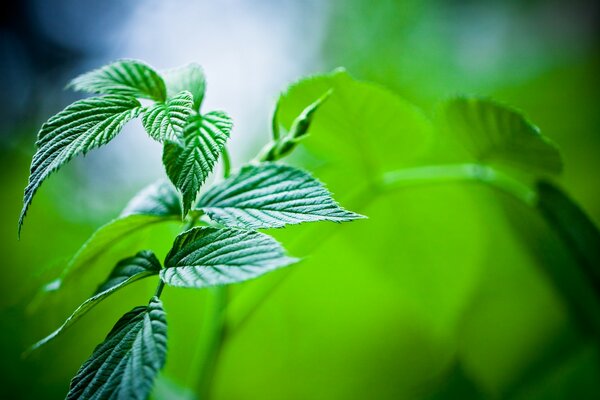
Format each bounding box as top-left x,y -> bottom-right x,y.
191,146 -> 232,398
221,146 -> 232,178
192,285 -> 228,399
225,162 -> 538,334
380,163 -> 537,206
154,280 -> 165,298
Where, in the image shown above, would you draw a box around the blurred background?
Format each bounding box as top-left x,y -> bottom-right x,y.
1,0 -> 599,399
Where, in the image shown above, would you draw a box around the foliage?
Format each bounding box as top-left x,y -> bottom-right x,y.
19,60 -> 599,399
20,59 -> 361,399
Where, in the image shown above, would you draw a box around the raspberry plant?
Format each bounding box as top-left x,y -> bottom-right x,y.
20,60 -> 363,399
20,60 -> 600,399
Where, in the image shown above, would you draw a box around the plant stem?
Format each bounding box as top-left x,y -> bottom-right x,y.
221,146 -> 232,178
224,162 -> 538,334
192,285 -> 228,398
380,163 -> 537,206
154,280 -> 165,298
191,146 -> 232,398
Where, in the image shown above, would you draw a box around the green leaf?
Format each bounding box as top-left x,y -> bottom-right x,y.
274,70 -> 433,186
142,91 -> 194,142
262,89 -> 332,161
67,297 -> 167,400
162,112 -> 233,216
42,181 -> 180,292
197,163 -> 364,229
287,88 -> 332,140
440,97 -> 563,175
162,63 -> 206,111
29,251 -> 161,351
68,59 -> 167,102
121,180 -> 182,218
19,95 -> 142,235
536,181 -> 600,293
161,227 -> 297,288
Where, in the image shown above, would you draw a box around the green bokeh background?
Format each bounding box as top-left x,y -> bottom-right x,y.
1,0 -> 599,399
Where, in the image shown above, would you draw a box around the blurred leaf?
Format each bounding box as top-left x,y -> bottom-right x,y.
19,95 -> 142,234
163,112 -> 232,216
197,163 -> 363,229
151,375 -> 197,400
537,181 -> 600,297
143,91 -> 194,142
58,216 -> 172,284
161,227 -> 297,288
67,297 -> 167,400
162,63 -> 206,111
68,59 -> 166,102
42,181 -> 181,292
275,70 -> 432,185
121,180 -> 182,218
29,251 -> 161,351
439,98 -> 563,176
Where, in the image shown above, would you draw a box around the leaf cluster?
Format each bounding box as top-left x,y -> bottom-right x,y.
21,60 -> 363,399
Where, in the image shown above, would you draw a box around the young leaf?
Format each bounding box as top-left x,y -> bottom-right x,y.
163,111 -> 233,216
197,163 -> 364,229
19,95 -> 142,234
161,227 -> 297,288
120,180 -> 182,218
68,59 -> 167,102
29,251 -> 161,351
142,91 -> 194,142
66,297 -> 167,400
288,89 -> 332,140
262,89 -> 332,161
162,63 -> 206,111
440,98 -> 563,175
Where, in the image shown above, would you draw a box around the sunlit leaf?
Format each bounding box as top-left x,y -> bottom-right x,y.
162,63 -> 206,111
197,163 -> 364,229
161,227 -> 297,288
67,297 -> 167,400
274,70 -> 433,190
19,95 -> 142,234
68,59 -> 166,102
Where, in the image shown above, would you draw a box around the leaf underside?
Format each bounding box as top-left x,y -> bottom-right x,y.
163,111 -> 233,216
120,180 -> 182,218
68,59 -> 166,102
43,181 -> 180,293
142,91 -> 194,142
197,163 -> 364,229
19,95 -> 142,234
29,251 -> 161,351
67,297 -> 167,400
161,226 -> 297,288
57,215 -> 172,286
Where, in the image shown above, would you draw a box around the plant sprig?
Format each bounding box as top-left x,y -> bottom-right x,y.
20,59 -> 363,399
20,60 -> 600,400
